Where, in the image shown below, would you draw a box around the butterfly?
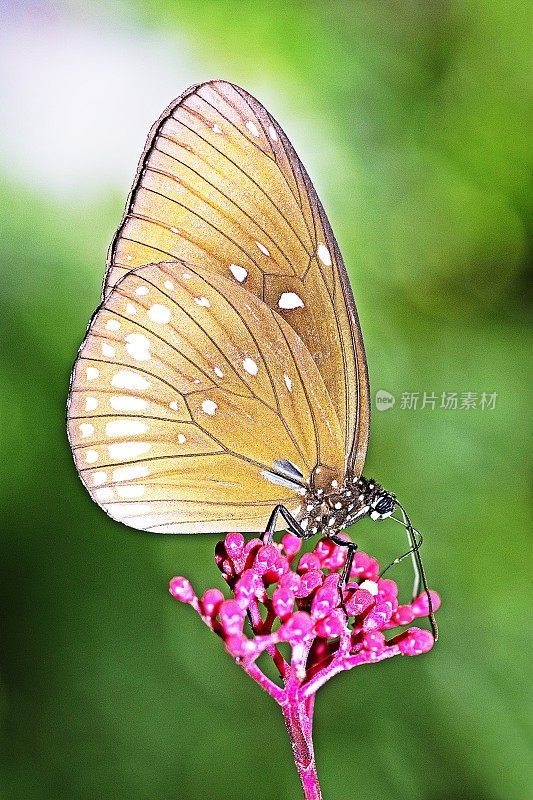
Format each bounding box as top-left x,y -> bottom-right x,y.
67,80 -> 436,636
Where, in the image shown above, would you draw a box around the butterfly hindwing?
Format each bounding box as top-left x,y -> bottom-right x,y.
67,261 -> 344,533
105,80 -> 369,475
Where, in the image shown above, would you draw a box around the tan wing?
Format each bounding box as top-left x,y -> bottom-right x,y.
105,80 -> 370,475
67,261 -> 345,533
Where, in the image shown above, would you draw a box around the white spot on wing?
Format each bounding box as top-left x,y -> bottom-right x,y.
125,333 -> 151,361
92,471 -> 107,486
214,367 -> 224,378
284,375 -> 292,392
85,449 -> 99,464
135,286 -> 149,296
268,124 -> 278,142
194,296 -> 210,308
148,303 -> 171,324
246,120 -> 260,137
86,367 -> 99,381
243,357 -> 258,376
126,303 -> 137,315
256,241 -> 270,256
95,487 -> 114,502
229,264 -> 248,282
108,441 -> 151,460
101,342 -> 115,358
278,292 -> 304,310
105,319 -> 120,331
113,465 -> 149,482
110,395 -> 148,412
79,423 -> 94,438
105,420 -> 148,437
177,433 -> 186,444
169,401 -> 179,411
85,396 -> 98,411
317,243 -> 332,266
212,123 -> 222,134
201,399 -> 217,415
164,280 -> 174,290
111,370 -> 150,390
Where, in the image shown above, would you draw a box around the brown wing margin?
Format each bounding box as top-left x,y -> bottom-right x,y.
105,80 -> 370,476
251,91 -> 370,475
104,81 -> 207,297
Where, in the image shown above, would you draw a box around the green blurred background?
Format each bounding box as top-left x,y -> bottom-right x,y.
1,1 -> 531,798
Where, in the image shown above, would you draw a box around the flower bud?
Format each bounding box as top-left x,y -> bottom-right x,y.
201,588 -> 225,617
395,627 -> 435,655
315,609 -> 345,638
219,599 -> 245,635
279,612 -> 313,642
224,532 -> 245,560
297,552 -> 322,573
272,587 -> 295,619
281,533 -> 302,559
411,591 -> 441,617
168,576 -> 195,603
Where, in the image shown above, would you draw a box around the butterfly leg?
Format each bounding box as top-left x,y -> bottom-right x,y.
327,533 -> 358,615
263,505 -> 310,545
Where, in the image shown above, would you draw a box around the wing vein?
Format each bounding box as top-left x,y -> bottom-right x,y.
159,119 -> 311,259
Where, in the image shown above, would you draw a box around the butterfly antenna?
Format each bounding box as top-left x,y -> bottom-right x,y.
381,502 -> 438,642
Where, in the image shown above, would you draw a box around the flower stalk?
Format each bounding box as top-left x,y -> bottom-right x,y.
169,532 -> 440,799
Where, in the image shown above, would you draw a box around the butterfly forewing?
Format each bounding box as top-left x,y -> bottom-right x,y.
68,261 -> 344,533
105,80 -> 369,475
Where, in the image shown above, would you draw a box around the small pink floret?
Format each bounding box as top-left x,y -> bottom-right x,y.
280,611 -> 314,642
297,569 -> 323,598
393,604 -> 415,626
361,630 -> 386,652
201,588 -> 225,617
253,544 -> 281,575
395,627 -> 435,655
272,586 -> 295,619
411,590 -> 441,616
168,576 -> 195,603
345,588 -> 374,616
224,531 -> 245,559
351,552 -> 380,581
297,552 -> 321,573
219,599 -> 245,635
281,533 -> 302,558
315,609 -> 345,638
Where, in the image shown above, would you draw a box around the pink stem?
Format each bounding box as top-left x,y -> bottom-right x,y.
281,695 -> 322,800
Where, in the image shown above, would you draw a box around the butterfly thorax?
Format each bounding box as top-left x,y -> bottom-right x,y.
300,471 -> 395,537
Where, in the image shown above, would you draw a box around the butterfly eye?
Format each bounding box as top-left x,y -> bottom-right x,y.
370,493 -> 396,521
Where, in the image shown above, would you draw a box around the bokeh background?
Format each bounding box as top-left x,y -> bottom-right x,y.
1,1 -> 531,798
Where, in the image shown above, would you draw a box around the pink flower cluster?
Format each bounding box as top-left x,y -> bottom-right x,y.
169,532 -> 440,800
170,533 -> 439,690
